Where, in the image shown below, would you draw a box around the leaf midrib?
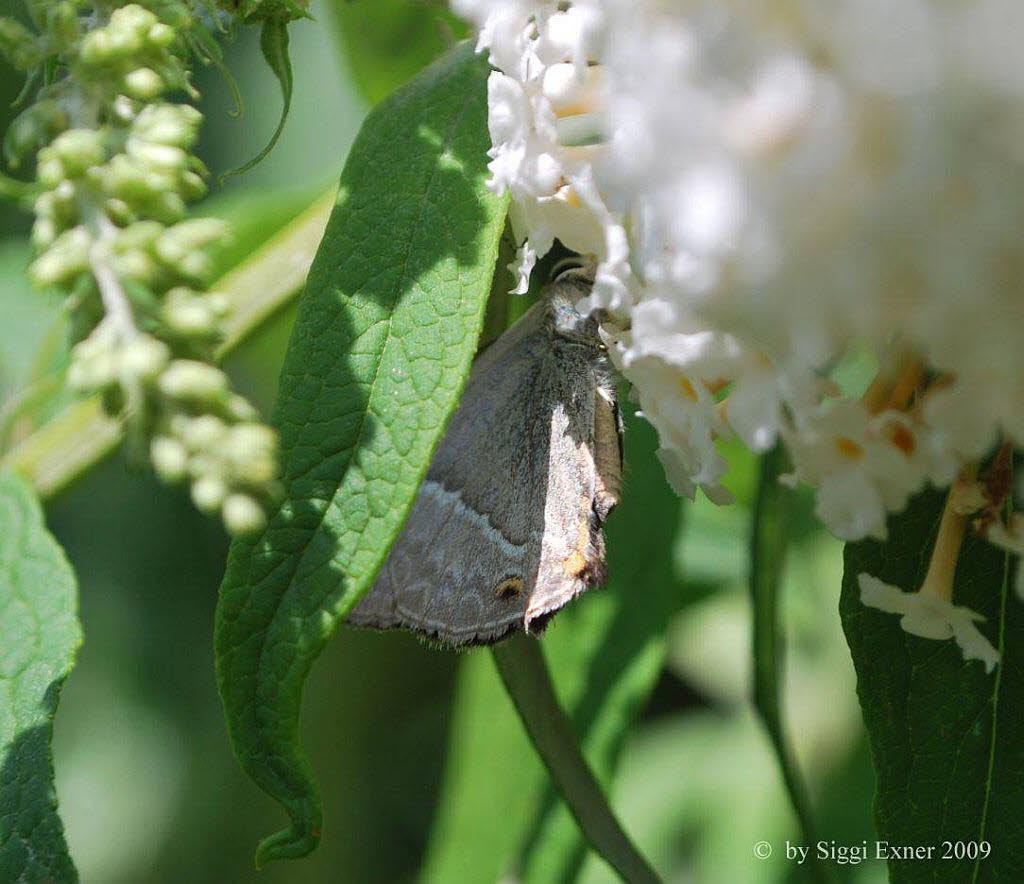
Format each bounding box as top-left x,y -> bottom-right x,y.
970,546 -> 1011,883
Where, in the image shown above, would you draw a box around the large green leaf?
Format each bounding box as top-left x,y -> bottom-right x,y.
0,471 -> 81,883
215,42 -> 507,865
840,487 -> 1020,881
423,403 -> 686,882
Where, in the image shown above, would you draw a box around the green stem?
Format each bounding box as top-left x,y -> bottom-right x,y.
491,633 -> 661,884
0,190 -> 334,499
749,445 -> 832,883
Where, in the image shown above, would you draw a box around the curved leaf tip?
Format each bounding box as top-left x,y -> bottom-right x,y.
254,813 -> 321,868
223,20 -> 293,179
215,40 -> 507,864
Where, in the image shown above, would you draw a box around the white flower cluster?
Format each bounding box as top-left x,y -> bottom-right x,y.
452,0 -> 1024,669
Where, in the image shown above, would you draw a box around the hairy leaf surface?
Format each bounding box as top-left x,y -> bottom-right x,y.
215,42 -> 506,865
841,488 -> 1021,882
0,472 -> 81,883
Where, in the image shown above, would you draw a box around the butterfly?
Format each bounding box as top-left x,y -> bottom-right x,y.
348,263 -> 622,646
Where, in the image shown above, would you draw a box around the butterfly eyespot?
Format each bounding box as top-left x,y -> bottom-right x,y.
493,576 -> 525,601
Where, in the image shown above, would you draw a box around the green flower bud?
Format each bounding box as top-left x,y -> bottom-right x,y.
4,101 -> 68,170
206,292 -> 230,317
112,248 -> 158,284
29,227 -> 91,288
104,155 -> 161,201
31,217 -> 57,250
133,104 -> 202,148
179,414 -> 226,450
70,329 -> 111,364
155,219 -> 230,279
36,151 -> 65,189
118,335 -> 170,381
104,198 -> 135,227
226,423 -> 278,455
127,138 -> 188,172
149,190 -> 187,222
191,475 -> 227,514
115,220 -> 163,250
34,190 -> 57,218
163,289 -> 216,336
108,5 -> 159,46
0,18 -> 43,71
225,394 -> 259,422
186,452 -> 214,481
225,425 -> 278,484
222,493 -> 267,537
151,436 -> 188,482
148,22 -> 176,49
32,188 -> 76,245
179,170 -> 207,202
124,68 -> 165,101
234,454 -> 278,487
51,129 -> 107,177
79,30 -> 118,66
112,96 -> 139,125
178,252 -> 210,280
68,348 -> 116,392
158,360 -> 229,404
162,218 -> 231,253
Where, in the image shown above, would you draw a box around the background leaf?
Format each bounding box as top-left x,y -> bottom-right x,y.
0,471 -> 81,883
840,487 -> 1020,881
492,635 -> 661,884
423,402 -> 686,882
225,20 -> 295,177
215,42 -> 507,865
326,0 -> 468,106
748,446 -> 829,881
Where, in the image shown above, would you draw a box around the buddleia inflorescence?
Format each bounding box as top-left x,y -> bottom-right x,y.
0,1 -> 302,536
451,0 -> 1024,671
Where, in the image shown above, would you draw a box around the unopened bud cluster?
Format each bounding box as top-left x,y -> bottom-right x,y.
1,2 -> 280,536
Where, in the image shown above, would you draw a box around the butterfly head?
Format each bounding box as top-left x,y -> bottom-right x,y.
545,257 -> 603,345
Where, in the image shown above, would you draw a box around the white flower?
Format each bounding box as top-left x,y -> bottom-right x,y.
785,402 -> 928,541
606,298 -> 734,502
858,574 -> 999,673
453,0 -> 1024,565
984,514 -> 1024,601
615,349 -> 730,504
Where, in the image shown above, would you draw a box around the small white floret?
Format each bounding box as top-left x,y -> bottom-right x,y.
858,573 -> 999,673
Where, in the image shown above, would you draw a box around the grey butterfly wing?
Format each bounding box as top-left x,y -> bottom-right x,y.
348,300 -> 619,646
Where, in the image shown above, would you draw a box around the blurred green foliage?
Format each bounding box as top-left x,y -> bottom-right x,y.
326,0 -> 468,106
0,2 -> 885,881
